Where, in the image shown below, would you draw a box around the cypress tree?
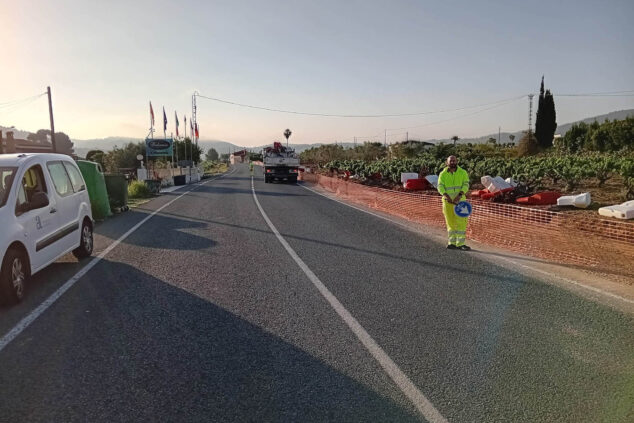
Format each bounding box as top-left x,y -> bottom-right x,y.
542,89 -> 557,148
535,76 -> 557,149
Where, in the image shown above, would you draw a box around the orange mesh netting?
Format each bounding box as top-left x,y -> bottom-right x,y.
302,173 -> 634,282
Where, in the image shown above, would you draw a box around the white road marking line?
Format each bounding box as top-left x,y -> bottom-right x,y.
0,170 -> 235,353
298,182 -> 634,306
251,177 -> 448,423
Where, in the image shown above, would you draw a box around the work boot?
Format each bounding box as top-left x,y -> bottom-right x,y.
459,245 -> 471,251
447,244 -> 457,250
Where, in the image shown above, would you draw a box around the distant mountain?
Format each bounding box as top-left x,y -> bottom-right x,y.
425,108 -> 634,145
32,107 -> 634,158
554,109 -> 634,136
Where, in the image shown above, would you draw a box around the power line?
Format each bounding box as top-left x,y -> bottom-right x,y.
385,96 -> 525,132
0,92 -> 47,108
0,95 -> 46,117
554,90 -> 634,97
195,93 -> 527,118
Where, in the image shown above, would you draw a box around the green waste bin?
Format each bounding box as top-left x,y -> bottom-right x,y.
104,174 -> 128,211
77,160 -> 112,220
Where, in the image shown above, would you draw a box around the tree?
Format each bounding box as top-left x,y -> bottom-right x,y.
172,137 -> 203,165
205,148 -> 219,161
27,129 -> 74,155
560,122 -> 588,153
509,134 -> 515,143
620,160 -> 634,200
103,142 -> 146,172
590,126 -> 611,152
487,137 -> 497,145
86,150 -> 105,168
535,76 -> 557,149
247,151 -> 263,161
516,131 -> 540,157
219,153 -> 230,163
451,135 -> 459,146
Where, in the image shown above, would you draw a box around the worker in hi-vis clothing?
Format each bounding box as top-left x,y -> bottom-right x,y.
437,156 -> 471,251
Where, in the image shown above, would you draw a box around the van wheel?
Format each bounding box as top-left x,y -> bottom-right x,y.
0,249 -> 28,305
72,220 -> 93,260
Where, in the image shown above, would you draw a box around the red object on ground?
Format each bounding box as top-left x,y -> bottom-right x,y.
532,191 -> 561,204
516,191 -> 561,205
404,178 -> 430,190
470,189 -> 484,197
481,191 -> 501,200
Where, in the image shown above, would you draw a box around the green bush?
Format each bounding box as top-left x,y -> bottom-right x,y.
128,180 -> 152,199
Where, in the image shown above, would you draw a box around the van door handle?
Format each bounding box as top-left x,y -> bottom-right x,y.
50,208 -> 57,213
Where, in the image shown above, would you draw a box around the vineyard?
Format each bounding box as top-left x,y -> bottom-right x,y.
321,153 -> 634,202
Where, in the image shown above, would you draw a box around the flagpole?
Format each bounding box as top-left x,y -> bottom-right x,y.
147,101 -> 153,181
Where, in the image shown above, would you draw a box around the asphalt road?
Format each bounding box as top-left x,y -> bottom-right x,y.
0,164 -> 632,422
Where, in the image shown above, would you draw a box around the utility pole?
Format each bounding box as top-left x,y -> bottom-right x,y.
192,91 -> 198,165
498,126 -> 500,144
384,129 -> 387,147
47,86 -> 56,153
406,132 -> 408,142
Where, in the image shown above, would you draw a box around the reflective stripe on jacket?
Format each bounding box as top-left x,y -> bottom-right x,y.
438,166 -> 469,201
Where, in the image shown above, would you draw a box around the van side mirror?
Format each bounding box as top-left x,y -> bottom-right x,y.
29,192 -> 49,210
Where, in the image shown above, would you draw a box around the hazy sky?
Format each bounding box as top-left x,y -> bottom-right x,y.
1,0 -> 633,146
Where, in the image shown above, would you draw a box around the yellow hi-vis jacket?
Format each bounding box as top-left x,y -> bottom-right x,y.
438,166 -> 469,202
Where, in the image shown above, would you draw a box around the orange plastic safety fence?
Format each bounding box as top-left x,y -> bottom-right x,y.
303,173 -> 634,281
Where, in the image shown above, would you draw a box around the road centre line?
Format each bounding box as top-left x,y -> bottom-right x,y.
251,177 -> 448,423
297,182 -> 634,306
0,169 -> 236,353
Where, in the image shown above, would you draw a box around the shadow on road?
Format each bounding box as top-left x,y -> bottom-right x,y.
153,210 -> 530,286
193,184 -> 307,197
0,260 -> 419,422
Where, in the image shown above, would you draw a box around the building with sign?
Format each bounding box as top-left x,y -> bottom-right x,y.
230,149 -> 247,164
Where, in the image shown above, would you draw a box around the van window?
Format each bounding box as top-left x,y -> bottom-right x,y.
47,162 -> 73,197
63,161 -> 85,192
15,165 -> 48,214
0,167 -> 17,208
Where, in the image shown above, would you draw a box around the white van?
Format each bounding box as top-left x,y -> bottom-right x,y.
0,153 -> 93,305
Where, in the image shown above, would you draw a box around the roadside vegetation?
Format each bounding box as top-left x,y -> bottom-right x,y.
301,116 -> 634,203
202,160 -> 228,176
128,180 -> 152,199
86,138 -> 204,173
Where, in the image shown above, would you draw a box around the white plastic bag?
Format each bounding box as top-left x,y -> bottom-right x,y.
425,175 -> 439,188
401,172 -> 419,185
598,201 -> 634,219
557,192 -> 591,208
481,175 -> 512,193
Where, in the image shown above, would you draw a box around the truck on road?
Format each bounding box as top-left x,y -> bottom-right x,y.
263,142 -> 300,183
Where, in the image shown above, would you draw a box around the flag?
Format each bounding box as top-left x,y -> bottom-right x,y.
163,107 -> 167,132
190,119 -> 193,135
175,111 -> 179,137
195,123 -> 199,139
149,102 -> 155,127
184,116 -> 187,137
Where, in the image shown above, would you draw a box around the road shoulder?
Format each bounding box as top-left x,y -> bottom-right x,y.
299,181 -> 634,314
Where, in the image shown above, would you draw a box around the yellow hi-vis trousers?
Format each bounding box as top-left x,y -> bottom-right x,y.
442,200 -> 468,246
